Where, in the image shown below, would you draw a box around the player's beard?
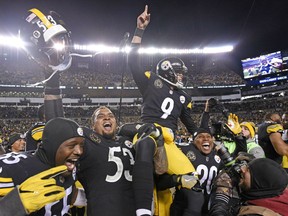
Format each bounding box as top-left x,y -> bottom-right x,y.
102,131 -> 115,140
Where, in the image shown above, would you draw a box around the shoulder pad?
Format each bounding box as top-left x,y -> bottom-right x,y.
31,123 -> 45,141
267,124 -> 283,134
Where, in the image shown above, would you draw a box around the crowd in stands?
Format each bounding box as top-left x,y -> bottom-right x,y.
1,96 -> 287,146
0,53 -> 244,88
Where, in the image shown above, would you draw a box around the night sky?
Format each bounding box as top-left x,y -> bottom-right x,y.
1,0 -> 288,61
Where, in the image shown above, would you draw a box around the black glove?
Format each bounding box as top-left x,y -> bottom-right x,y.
117,123 -> 141,139
137,123 -> 161,139
207,98 -> 218,109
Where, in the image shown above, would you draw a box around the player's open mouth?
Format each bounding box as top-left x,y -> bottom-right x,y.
103,122 -> 112,130
202,142 -> 210,150
65,158 -> 78,171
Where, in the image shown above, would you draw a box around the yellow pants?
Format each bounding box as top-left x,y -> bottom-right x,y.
153,188 -> 173,216
160,125 -> 195,175
134,124 -> 196,216
282,156 -> 288,169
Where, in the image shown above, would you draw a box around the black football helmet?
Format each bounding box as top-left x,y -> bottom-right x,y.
156,57 -> 188,88
20,8 -> 72,73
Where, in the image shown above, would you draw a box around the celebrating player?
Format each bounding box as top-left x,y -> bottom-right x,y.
0,117 -> 85,215
128,5 -> 199,215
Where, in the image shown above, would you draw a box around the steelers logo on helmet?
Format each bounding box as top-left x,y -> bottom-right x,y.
160,60 -> 172,71
156,57 -> 188,89
21,8 -> 72,73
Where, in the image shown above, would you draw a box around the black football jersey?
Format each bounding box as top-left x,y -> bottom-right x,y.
129,48 -> 197,134
258,121 -> 284,164
0,152 -> 76,216
176,144 -> 223,213
77,127 -> 135,216
178,144 -> 223,195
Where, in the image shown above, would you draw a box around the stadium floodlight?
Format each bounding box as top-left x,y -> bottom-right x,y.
73,44 -> 233,55
202,46 -> 233,54
137,46 -> 234,54
1,34 -> 234,54
74,44 -> 121,53
0,34 -> 25,48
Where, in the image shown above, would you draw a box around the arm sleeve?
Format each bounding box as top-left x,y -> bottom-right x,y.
209,171 -> 235,216
199,111 -> 210,129
155,173 -> 180,191
209,194 -> 232,216
231,135 -> 247,158
0,188 -> 27,216
44,98 -> 64,121
128,43 -> 148,95
248,146 -> 265,159
44,73 -> 64,121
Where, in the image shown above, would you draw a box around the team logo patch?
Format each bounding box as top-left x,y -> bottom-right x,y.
180,96 -> 185,104
214,155 -> 221,163
186,151 -> 196,161
124,140 -> 134,148
77,127 -> 84,136
154,79 -> 163,88
89,133 -> 101,143
161,60 -> 171,71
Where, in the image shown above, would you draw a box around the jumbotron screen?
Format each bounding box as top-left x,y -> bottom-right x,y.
241,51 -> 283,80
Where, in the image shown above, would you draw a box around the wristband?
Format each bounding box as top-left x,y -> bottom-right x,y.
134,28 -> 145,38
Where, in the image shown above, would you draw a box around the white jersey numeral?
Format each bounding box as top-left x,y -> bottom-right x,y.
106,146 -> 134,183
160,97 -> 174,119
196,164 -> 218,194
0,153 -> 28,165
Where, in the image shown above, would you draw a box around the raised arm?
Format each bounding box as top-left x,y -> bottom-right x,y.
131,5 -> 151,45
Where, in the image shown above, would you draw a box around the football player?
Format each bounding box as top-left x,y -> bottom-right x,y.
5,133 -> 26,153
258,112 -> 288,164
77,106 -> 136,215
170,128 -> 223,215
0,117 -> 85,215
22,8 -> 136,215
281,112 -> 288,172
128,5 -> 198,215
258,56 -> 272,75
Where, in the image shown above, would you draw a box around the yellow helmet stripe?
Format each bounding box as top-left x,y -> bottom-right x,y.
29,8 -> 53,29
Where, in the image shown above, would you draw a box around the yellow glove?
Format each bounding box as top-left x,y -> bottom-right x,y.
18,165 -> 67,214
225,113 -> 241,135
